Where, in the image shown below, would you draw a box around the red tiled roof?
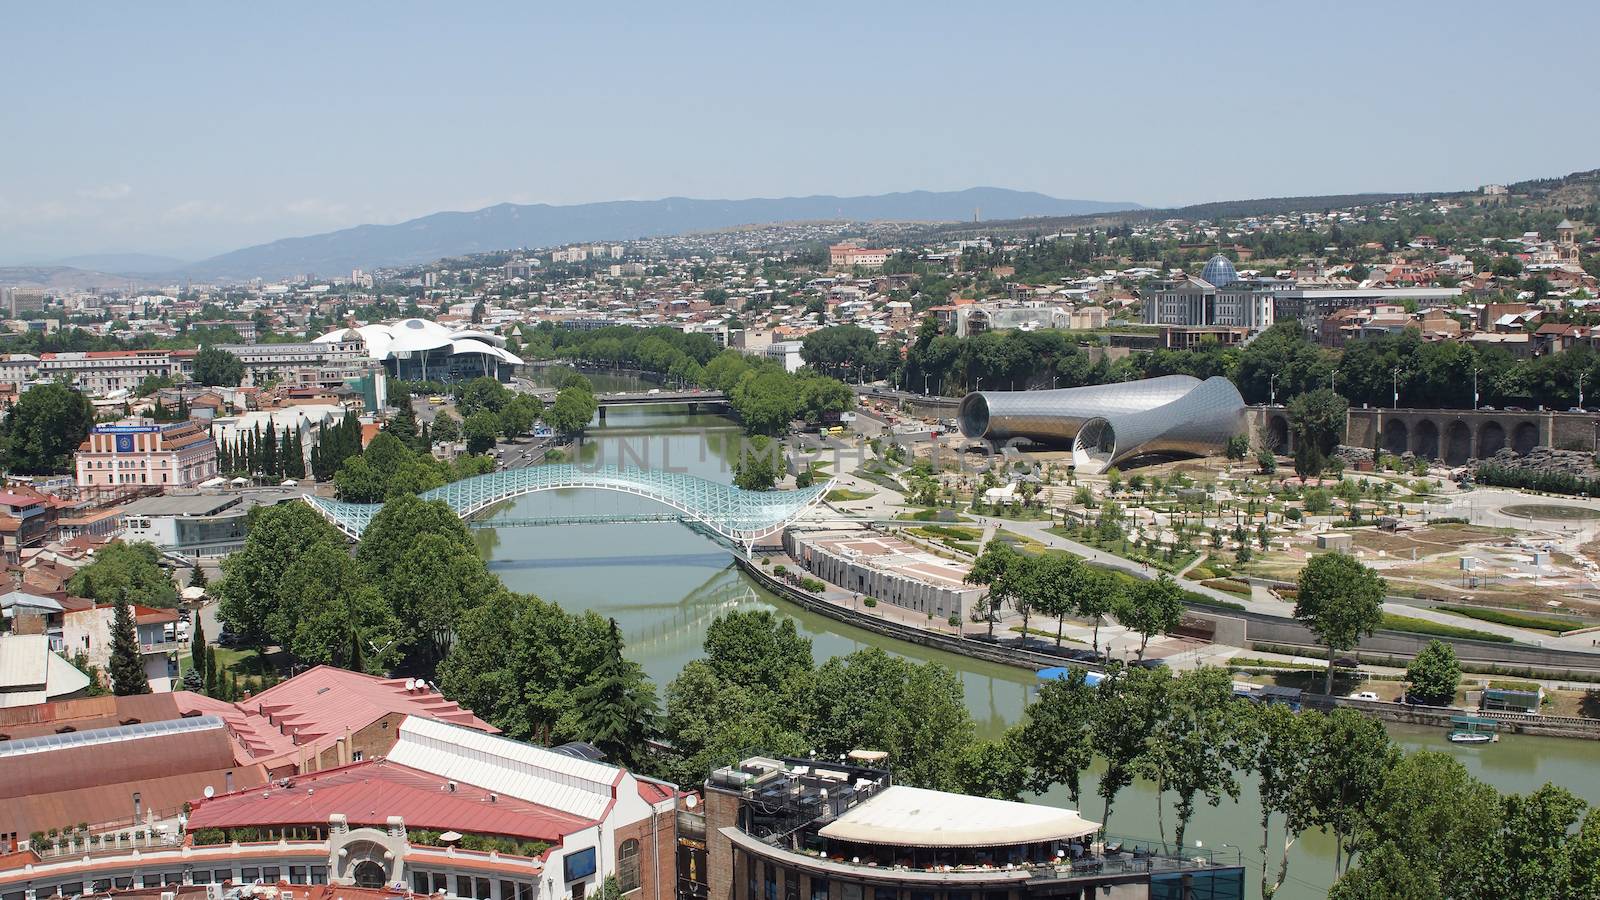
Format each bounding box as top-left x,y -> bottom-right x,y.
187,760 -> 591,843
174,666 -> 496,768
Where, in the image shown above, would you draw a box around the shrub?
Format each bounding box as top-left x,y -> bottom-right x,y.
1474,463 -> 1600,495
1437,604 -> 1579,634
190,828 -> 228,846
948,615 -> 960,627
772,564 -> 787,577
863,597 -> 878,608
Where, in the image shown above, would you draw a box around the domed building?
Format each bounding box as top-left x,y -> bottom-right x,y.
313,318 -> 522,383
1141,253 -> 1282,339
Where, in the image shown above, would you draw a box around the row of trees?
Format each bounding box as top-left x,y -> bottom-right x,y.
698,351 -> 855,435
216,494 -> 496,675
217,421 -> 307,481
333,431 -> 493,502
965,542 -> 1178,658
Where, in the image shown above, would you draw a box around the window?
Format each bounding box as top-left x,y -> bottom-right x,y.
263,867 -> 281,883
618,839 -> 641,893
413,872 -> 432,894
290,866 -> 309,885
502,880 -> 516,900
132,792 -> 142,819
191,872 -> 213,885
241,868 -> 260,884
352,750 -> 364,762
809,879 -> 829,900
873,889 -> 896,900
310,867 -> 328,885
459,875 -> 475,897
142,877 -> 163,889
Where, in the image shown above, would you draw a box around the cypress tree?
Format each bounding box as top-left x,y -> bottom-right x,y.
205,650 -> 218,697
109,596 -> 151,696
262,423 -> 279,478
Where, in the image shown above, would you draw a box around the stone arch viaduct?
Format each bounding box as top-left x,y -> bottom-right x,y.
1251,406 -> 1600,466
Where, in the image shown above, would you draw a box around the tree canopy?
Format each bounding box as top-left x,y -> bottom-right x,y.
0,381 -> 95,474
68,541 -> 177,608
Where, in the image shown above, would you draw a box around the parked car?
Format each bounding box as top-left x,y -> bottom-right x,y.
1347,691 -> 1380,701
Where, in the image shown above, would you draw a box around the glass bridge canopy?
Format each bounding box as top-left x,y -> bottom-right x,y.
304,464 -> 833,547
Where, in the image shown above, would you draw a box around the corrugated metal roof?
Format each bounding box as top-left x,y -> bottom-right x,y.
389,716 -> 618,821
0,715 -> 225,759
0,633 -> 50,688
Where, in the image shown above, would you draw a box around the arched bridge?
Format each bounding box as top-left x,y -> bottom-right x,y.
304,464 -> 832,550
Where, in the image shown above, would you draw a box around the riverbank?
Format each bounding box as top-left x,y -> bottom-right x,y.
742,541 -> 1600,741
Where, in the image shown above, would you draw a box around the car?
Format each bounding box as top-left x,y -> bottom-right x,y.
1347,691 -> 1380,701
217,627 -> 239,647
428,395 -> 445,404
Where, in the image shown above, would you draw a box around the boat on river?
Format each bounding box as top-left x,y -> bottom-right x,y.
1449,715 -> 1501,744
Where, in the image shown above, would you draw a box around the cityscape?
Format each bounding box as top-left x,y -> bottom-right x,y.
4,5 -> 1600,900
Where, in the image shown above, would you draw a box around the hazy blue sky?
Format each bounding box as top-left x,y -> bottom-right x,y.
4,0 -> 1597,262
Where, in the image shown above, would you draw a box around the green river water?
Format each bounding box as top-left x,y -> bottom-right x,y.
483,367 -> 1600,899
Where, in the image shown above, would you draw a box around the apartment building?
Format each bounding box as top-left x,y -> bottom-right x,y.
36,350 -> 195,396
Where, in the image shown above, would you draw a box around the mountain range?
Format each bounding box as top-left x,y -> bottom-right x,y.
181,188 -> 1140,280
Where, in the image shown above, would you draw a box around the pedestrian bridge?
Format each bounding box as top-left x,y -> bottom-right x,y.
304,464 -> 832,549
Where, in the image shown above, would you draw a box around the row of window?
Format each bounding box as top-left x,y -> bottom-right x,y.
20,865 -> 330,899
410,870 -> 535,900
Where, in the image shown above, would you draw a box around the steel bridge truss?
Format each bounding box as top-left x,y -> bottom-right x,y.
304,463 -> 833,551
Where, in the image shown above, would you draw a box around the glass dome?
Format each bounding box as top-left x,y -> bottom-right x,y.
1200,255 -> 1239,288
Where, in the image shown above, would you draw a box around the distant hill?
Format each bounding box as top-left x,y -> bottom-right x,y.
184,188 -> 1141,279
0,266 -> 153,292
51,253 -> 189,275
928,192 -> 1421,240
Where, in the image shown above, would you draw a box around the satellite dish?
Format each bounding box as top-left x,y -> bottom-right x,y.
203,786 -> 215,798
685,795 -> 698,809
405,678 -> 416,691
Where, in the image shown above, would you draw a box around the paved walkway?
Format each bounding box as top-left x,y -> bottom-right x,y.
810,451 -> 1600,658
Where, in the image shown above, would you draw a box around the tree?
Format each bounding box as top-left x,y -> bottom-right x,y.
662,659 -> 808,787
1148,667 -> 1246,852
108,595 -> 150,696
456,377 -> 512,417
68,541 -> 178,608
278,541 -> 399,672
732,435 -> 784,491
1564,807 -> 1600,900
731,369 -> 799,435
571,619 -> 658,769
1287,388 -> 1348,478
1075,569 -> 1121,660
193,345 -> 244,386
1495,784 -> 1588,898
950,727 -> 1031,801
807,649 -> 975,791
1091,663 -> 1168,834
463,410 -> 501,455
190,612 -> 207,685
500,394 -> 543,439
384,400 -> 420,449
1405,640 -> 1461,706
1256,446 -> 1278,475
701,610 -> 813,694
1244,702 -> 1318,899
1336,750 -> 1502,898
189,565 -> 208,589
544,381 -> 597,435
1294,552 -> 1386,695
965,542 -> 1026,639
1301,708 -> 1398,876
1225,434 -> 1251,461
431,411 -> 461,444
1024,552 -> 1084,647
1020,671 -> 1096,805
0,381 -> 95,474
438,591 -> 617,744
1491,255 -> 1524,277
1115,574 -> 1185,660
215,503 -> 347,650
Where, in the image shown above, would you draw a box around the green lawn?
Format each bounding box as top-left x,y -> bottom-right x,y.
1437,604 -> 1584,635
1381,613 -> 1512,643
825,488 -> 875,502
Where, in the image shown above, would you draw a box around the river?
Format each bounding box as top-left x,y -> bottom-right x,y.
484,366 -> 1600,899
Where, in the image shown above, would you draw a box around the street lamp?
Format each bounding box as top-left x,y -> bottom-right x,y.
1580,372 -> 1589,410
1472,365 -> 1480,410
1392,367 -> 1401,410
1269,373 -> 1276,407
923,373 -> 931,396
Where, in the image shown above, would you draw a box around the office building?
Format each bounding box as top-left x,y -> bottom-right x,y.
74,421 -> 219,488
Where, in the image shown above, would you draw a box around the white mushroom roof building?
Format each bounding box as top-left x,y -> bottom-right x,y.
313,318 -> 522,381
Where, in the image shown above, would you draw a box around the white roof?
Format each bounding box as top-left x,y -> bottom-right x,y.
389,715 -> 621,821
817,785 -> 1099,847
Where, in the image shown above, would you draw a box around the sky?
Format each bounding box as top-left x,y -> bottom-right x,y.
3,0 -> 1598,264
